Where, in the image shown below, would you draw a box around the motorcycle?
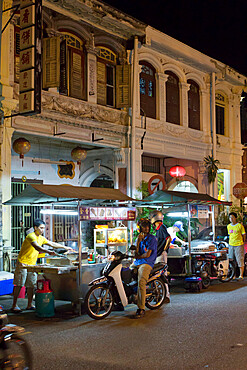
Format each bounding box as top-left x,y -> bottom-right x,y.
0,307 -> 32,369
84,250 -> 168,320
192,241 -> 235,288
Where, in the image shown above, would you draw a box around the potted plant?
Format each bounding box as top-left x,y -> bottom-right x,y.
203,155 -> 220,184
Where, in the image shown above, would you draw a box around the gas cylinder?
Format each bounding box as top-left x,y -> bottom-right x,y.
35,278 -> 55,317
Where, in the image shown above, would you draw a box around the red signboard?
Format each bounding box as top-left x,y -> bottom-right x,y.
233,182 -> 247,199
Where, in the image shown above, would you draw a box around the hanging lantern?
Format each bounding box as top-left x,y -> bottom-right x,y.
169,165 -> 186,178
12,137 -> 31,167
71,147 -> 87,165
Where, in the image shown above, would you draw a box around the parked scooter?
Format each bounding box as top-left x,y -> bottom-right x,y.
192,241 -> 235,288
85,250 -> 168,320
0,306 -> 32,369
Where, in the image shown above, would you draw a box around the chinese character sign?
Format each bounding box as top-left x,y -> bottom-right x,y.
79,207 -> 136,221
19,0 -> 42,115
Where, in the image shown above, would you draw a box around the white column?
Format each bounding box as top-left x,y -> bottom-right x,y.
1,121 -> 14,246
155,72 -> 168,121
232,93 -> 242,144
180,82 -> 190,127
200,89 -> 209,134
130,36 -> 139,197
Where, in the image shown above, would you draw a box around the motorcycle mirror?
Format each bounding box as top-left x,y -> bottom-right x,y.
129,245 -> 136,251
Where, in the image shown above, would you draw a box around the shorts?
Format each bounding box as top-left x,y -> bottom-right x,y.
13,261 -> 37,289
228,245 -> 245,268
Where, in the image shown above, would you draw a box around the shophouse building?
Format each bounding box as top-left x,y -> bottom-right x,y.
0,0 -> 246,269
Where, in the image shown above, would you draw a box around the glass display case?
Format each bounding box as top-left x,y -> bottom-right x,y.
94,227 -> 128,255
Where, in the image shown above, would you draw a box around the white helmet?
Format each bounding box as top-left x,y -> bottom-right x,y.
149,210 -> 164,224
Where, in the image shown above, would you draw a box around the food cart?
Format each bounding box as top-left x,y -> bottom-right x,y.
139,190 -> 231,280
4,184 -> 136,314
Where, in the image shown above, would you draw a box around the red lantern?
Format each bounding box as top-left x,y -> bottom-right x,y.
12,137 -> 31,167
169,165 -> 186,177
71,147 -> 87,165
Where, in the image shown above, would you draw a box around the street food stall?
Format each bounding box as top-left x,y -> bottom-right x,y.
4,184 -> 136,313
139,190 -> 231,281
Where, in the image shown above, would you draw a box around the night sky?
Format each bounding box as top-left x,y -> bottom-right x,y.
104,0 -> 247,76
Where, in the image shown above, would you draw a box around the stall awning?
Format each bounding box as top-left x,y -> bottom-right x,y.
141,190 -> 232,206
4,184 -> 134,205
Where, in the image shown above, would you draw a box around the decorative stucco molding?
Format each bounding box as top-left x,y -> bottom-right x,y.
41,92 -> 129,126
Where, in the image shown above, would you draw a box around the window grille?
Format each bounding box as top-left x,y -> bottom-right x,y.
142,155 -> 160,173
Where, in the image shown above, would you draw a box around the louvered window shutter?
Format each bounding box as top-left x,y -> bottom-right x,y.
42,37 -> 60,89
59,39 -> 68,95
97,61 -> 106,105
116,65 -> 131,108
69,47 -> 84,99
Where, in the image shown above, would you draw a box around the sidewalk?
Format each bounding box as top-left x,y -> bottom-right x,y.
0,294 -> 80,324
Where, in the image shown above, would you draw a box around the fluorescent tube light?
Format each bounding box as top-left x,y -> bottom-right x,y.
40,209 -> 78,215
32,159 -> 71,165
166,212 -> 188,217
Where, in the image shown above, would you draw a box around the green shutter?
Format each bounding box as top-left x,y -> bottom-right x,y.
42,37 -> 60,89
97,61 -> 106,105
116,64 -> 131,108
69,47 -> 84,99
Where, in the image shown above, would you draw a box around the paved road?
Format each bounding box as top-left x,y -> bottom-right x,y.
2,279 -> 247,370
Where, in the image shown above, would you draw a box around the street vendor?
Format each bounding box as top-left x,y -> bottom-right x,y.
11,218 -> 73,313
167,221 -> 186,246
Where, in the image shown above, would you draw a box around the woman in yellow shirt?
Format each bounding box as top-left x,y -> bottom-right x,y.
12,219 -> 72,313
227,212 -> 246,280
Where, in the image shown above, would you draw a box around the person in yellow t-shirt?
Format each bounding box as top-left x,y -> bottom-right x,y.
227,212 -> 246,280
12,218 -> 72,313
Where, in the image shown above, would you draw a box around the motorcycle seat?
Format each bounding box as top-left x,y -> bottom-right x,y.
150,262 -> 165,275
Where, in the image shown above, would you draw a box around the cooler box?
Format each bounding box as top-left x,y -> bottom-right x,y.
0,272 -> 14,296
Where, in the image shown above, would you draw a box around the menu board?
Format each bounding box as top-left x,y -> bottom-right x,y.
79,207 -> 136,221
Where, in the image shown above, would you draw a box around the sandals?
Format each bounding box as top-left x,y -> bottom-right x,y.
11,306 -> 22,313
26,305 -> 35,310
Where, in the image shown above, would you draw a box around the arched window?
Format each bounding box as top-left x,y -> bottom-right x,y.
165,71 -> 180,124
188,79 -> 200,130
96,46 -> 117,107
139,61 -> 156,119
42,29 -> 86,100
61,31 -> 85,99
215,92 -> 226,135
96,46 -> 131,108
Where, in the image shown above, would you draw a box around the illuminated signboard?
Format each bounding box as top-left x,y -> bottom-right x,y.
79,207 -> 136,221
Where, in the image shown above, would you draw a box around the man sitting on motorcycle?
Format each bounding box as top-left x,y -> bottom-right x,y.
131,218 -> 157,319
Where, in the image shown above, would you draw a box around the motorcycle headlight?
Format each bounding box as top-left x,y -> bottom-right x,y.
108,254 -> 115,261
0,313 -> 8,326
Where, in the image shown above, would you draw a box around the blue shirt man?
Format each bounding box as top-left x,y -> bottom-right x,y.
134,233 -> 157,268
131,218 -> 157,318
